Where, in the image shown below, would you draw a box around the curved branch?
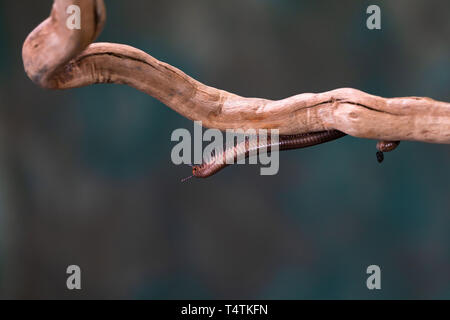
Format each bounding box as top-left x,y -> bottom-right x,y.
23,0 -> 450,143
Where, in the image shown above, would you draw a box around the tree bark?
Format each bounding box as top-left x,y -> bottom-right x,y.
23,0 -> 450,143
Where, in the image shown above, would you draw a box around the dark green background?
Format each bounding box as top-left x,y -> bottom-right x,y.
0,0 -> 449,299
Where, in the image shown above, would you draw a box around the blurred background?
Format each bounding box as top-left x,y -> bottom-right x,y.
0,0 -> 449,299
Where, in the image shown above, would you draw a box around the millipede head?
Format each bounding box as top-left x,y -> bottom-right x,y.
191,163 -> 216,178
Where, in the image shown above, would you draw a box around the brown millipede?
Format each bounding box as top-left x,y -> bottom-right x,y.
182,130 -> 347,180
376,140 -> 400,163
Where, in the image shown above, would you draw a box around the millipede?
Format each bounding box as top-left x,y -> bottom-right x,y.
376,140 -> 400,163
182,131 -> 401,180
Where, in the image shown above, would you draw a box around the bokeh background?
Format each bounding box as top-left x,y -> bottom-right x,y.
0,0 -> 449,299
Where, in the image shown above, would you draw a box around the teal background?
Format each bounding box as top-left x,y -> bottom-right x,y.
0,0 -> 449,299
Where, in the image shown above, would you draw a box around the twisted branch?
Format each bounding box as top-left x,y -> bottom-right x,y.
23,0 -> 450,143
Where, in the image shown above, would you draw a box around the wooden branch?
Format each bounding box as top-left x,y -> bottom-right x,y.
23,0 -> 450,143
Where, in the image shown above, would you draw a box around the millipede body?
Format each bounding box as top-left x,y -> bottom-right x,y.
190,130 -> 347,179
